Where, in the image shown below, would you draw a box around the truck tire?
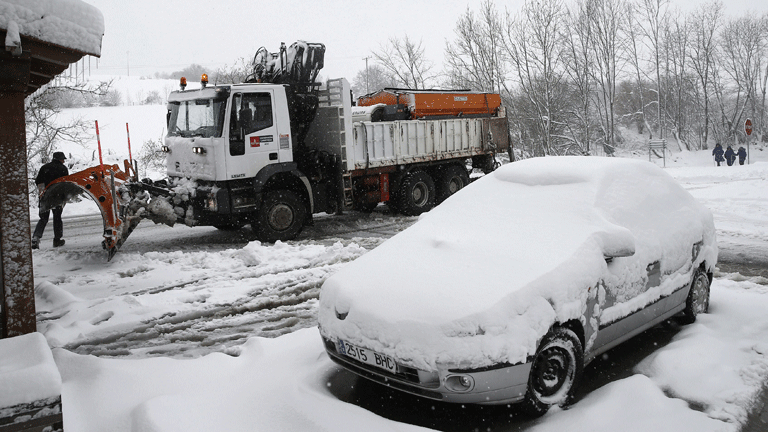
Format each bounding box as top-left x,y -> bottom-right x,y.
254,190 -> 306,243
395,170 -> 435,216
435,165 -> 470,204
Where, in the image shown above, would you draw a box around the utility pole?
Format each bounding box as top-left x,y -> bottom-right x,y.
363,56 -> 371,94
127,51 -> 130,76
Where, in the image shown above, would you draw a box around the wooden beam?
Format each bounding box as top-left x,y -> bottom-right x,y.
0,56 -> 35,337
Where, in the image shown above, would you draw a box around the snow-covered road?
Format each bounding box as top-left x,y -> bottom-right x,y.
33,209 -> 416,357
26,152 -> 768,432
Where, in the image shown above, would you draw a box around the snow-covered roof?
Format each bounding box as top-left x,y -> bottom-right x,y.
0,0 -> 104,56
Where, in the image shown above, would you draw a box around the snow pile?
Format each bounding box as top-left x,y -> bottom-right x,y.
53,328 -> 414,432
48,280 -> 768,432
531,277 -> 768,432
0,0 -> 104,56
319,157 -> 716,370
0,332 -> 61,408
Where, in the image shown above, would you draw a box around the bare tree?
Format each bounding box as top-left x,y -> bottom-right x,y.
588,0 -> 626,154
25,79 -> 112,188
444,1 -> 506,93
716,15 -> 763,143
563,0 -> 598,154
213,57 -> 251,84
373,35 -> 434,89
350,64 -> 398,97
665,11 -> 694,149
637,0 -> 671,139
503,0 -> 569,156
688,1 -> 723,149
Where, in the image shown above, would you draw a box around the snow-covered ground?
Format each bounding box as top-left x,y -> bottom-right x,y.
21,93 -> 768,431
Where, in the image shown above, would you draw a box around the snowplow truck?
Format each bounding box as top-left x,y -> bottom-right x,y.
39,41 -> 511,260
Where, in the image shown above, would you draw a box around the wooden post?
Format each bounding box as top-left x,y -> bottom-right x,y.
0,56 -> 36,337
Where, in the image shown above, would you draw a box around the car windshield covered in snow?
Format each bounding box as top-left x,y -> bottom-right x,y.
167,95 -> 227,138
318,156 -> 717,416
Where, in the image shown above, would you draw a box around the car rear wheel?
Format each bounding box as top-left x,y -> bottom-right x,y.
681,269 -> 710,324
522,327 -> 583,417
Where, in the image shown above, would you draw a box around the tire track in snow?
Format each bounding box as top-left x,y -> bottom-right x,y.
63,264 -> 340,357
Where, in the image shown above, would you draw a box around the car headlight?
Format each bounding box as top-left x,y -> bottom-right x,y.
161,145 -> 171,153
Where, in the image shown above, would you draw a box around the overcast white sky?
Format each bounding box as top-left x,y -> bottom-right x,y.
82,0 -> 763,81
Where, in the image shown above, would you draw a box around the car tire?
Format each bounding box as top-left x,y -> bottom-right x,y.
435,165 -> 470,204
395,170 -> 436,216
522,327 -> 584,417
254,190 -> 306,243
681,269 -> 710,324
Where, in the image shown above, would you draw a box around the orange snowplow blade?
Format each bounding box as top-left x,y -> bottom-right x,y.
40,162 -> 140,261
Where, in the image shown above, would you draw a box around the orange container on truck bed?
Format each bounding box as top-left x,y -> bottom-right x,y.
358,89 -> 501,119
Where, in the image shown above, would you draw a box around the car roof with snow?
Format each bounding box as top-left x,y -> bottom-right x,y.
321,157 -> 715,328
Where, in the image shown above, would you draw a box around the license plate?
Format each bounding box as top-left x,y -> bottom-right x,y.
337,339 -> 398,373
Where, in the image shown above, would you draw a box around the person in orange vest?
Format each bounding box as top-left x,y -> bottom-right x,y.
32,152 -> 69,249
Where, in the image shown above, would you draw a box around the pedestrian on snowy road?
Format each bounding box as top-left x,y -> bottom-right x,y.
32,151 -> 69,249
725,145 -> 736,166
712,143 -> 724,166
737,146 -> 747,165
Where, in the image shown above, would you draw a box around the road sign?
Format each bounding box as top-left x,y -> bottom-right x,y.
745,118 -> 753,136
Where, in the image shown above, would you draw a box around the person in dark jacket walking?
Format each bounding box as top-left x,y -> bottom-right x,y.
725,145 -> 736,166
737,146 -> 747,165
712,143 -> 724,166
32,152 -> 69,249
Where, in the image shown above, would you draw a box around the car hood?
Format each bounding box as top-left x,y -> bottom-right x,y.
319,157 -> 717,370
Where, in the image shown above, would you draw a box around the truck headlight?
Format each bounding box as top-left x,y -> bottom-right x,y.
161,145 -> 171,153
192,147 -> 207,155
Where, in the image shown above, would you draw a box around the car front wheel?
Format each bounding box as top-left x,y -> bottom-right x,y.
681,269 -> 710,324
522,327 -> 583,417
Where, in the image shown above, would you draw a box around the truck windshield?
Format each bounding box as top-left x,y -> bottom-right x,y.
167,98 -> 227,138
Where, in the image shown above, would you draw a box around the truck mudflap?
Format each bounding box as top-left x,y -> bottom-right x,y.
40,163 -> 142,261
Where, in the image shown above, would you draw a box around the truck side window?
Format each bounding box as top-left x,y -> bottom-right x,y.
229,93 -> 273,156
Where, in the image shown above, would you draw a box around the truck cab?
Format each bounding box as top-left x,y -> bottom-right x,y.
165,82 -> 294,182
164,80 -> 312,235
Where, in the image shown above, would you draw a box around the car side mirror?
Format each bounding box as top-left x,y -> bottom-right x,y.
596,228 -> 635,261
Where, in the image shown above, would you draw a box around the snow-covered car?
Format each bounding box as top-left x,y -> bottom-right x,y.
318,156 -> 717,416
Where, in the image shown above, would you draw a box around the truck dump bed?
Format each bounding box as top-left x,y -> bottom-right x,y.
305,80 -> 509,173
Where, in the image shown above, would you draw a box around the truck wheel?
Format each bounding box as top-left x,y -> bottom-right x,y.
395,171 -> 435,216
254,190 -> 306,243
435,165 -> 470,204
